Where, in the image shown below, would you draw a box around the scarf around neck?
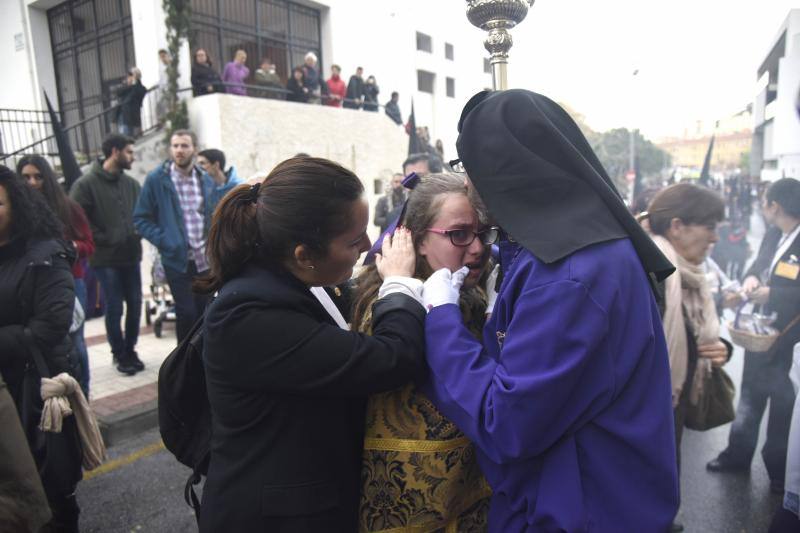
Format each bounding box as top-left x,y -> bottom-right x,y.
652,235 -> 719,406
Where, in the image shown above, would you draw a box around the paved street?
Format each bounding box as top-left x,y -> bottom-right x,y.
678,343 -> 784,532
77,428 -> 197,533
76,353 -> 783,533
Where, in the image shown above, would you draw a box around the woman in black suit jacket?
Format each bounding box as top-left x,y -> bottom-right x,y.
709,178 -> 800,494
195,157 -> 427,532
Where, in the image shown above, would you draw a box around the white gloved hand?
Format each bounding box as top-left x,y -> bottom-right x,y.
485,264 -> 500,316
423,267 -> 469,311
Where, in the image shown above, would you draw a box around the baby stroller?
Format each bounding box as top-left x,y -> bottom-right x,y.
144,253 -> 176,338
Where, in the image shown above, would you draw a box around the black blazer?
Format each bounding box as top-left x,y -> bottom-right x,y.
199,264 -> 426,533
191,63 -> 224,96
746,225 -> 800,354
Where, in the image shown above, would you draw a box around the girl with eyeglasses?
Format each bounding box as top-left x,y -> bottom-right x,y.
352,172 -> 494,532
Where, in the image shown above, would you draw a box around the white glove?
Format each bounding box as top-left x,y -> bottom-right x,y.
423,267 -> 469,310
485,264 -> 500,316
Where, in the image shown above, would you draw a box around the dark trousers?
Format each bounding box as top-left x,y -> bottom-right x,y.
164,261 -> 209,343
71,278 -> 90,397
43,492 -> 80,533
719,348 -> 796,482
94,265 -> 142,358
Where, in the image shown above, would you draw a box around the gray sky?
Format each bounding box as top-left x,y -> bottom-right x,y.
469,0 -> 799,140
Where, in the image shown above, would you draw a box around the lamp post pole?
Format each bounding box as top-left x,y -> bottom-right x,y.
466,1 -> 535,90
629,69 -> 639,178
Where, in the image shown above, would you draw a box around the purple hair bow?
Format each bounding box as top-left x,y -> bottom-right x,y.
363,173 -> 420,266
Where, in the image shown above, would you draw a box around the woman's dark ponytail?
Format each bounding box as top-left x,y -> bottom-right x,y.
194,184 -> 261,294
194,156 -> 364,294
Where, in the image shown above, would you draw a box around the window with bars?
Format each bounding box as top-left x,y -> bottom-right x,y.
189,0 -> 322,86
47,0 -> 134,155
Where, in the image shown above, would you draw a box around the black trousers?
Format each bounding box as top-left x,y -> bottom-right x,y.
719,347 -> 796,482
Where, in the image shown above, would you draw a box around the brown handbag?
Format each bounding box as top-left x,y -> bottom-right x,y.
684,366 -> 736,431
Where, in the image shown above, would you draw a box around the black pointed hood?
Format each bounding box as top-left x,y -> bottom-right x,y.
456,89 -> 674,281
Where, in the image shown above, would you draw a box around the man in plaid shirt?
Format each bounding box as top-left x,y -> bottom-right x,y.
134,130 -> 218,343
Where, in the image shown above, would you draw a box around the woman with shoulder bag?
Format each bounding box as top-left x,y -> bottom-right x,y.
708,178 -> 800,496
648,183 -> 734,531
196,157 -> 428,533
0,167 -> 83,532
18,155 -> 95,398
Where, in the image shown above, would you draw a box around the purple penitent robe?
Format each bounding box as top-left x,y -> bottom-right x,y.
423,237 -> 679,532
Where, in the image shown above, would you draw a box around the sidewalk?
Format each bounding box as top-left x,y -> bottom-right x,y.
85,311 -> 176,445
85,244 -> 177,445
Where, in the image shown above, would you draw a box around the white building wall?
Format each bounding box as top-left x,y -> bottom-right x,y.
1,1 -> 36,111
189,93 -> 407,238
27,3 -> 58,111
0,0 -> 60,152
130,1 -> 169,89
753,9 -> 800,180
319,0 -> 491,162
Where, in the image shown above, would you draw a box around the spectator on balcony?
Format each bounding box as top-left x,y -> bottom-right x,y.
116,67 -> 147,137
254,58 -> 284,100
363,75 -> 380,112
191,48 -> 224,97
134,130 -> 216,344
344,66 -> 364,109
157,49 -> 171,120
385,91 -> 402,125
197,148 -> 244,206
325,64 -> 346,107
70,134 -> 144,376
17,155 -> 95,397
223,49 -> 250,97
286,67 -> 309,104
300,51 -> 327,104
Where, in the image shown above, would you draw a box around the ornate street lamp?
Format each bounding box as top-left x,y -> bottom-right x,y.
466,0 -> 534,90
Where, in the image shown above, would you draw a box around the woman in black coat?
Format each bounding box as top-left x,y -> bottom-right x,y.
286,66 -> 309,103
195,157 -> 427,532
191,48 -> 224,96
362,75 -> 380,112
0,167 -> 82,532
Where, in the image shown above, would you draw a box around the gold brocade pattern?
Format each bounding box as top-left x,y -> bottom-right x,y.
358,302 -> 491,533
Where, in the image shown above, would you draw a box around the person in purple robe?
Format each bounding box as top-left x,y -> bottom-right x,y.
419,89 -> 680,532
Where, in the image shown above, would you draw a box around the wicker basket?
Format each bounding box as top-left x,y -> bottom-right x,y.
726,321 -> 779,353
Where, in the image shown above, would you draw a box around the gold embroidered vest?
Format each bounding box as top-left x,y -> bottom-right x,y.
358,302 -> 491,533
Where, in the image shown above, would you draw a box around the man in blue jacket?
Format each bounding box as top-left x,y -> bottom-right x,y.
134,129 -> 217,343
196,148 -> 243,207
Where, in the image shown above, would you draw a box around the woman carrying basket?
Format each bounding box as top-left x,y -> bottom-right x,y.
708,178 -> 800,497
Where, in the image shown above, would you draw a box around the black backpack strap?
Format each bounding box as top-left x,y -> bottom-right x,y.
184,450 -> 210,525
